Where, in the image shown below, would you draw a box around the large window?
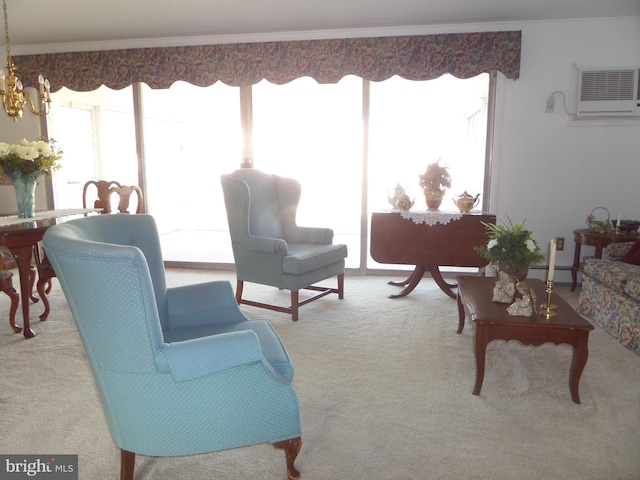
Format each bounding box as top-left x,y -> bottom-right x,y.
48,73 -> 491,272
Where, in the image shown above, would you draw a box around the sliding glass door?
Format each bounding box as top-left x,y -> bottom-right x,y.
367,74 -> 489,268
48,73 -> 491,271
252,76 -> 363,268
140,81 -> 241,264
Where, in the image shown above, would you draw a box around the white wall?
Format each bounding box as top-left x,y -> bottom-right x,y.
1,16 -> 639,282
491,17 -> 640,282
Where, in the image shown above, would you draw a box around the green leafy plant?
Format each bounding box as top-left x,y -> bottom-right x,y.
0,138 -> 62,176
419,161 -> 451,191
474,218 -> 545,269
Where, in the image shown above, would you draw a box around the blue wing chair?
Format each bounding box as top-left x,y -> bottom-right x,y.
221,169 -> 348,321
42,214 -> 302,480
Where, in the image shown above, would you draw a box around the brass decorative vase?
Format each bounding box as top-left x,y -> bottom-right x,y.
424,188 -> 445,211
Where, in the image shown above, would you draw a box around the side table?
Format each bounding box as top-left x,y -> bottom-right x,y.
571,228 -> 638,291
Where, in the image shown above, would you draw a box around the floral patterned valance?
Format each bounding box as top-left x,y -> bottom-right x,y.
14,31 -> 520,91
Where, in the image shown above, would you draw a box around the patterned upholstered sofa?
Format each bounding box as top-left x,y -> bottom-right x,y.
577,241 -> 640,355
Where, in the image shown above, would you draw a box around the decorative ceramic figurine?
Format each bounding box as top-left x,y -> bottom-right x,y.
453,191 -> 480,214
492,271 -> 517,303
507,281 -> 537,317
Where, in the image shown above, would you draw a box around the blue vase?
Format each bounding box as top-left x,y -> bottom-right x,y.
6,170 -> 44,218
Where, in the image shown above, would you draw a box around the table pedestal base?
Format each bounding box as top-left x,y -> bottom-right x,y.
388,265 -> 458,299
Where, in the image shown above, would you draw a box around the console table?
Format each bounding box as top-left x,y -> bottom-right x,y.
0,209 -> 99,338
370,211 -> 496,298
570,228 -> 638,291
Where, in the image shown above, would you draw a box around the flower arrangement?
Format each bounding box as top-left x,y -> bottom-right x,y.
0,138 -> 62,176
475,218 -> 545,271
419,161 -> 451,192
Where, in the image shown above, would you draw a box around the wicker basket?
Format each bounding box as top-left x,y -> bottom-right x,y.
588,207 -> 611,234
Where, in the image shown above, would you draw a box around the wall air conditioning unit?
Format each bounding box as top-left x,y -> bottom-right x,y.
576,67 -> 640,117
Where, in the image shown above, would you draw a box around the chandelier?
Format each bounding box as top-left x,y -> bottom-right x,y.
0,0 -> 51,121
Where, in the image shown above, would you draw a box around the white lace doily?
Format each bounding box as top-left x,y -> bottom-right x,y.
396,210 -> 464,226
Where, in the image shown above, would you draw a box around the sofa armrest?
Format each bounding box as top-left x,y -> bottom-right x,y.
604,241 -> 635,261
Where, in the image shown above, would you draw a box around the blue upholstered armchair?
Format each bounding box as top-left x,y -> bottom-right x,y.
221,169 -> 348,321
42,214 -> 302,480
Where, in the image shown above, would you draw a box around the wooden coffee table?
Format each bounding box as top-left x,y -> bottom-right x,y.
456,276 -> 594,403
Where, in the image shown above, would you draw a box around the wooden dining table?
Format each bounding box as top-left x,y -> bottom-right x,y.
0,209 -> 99,338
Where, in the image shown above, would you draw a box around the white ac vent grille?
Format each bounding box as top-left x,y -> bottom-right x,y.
580,70 -> 635,101
576,67 -> 640,116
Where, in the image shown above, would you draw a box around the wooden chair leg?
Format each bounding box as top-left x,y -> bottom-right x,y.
235,280 -> 244,304
274,437 -> 302,480
291,291 -> 299,321
120,449 -> 135,480
337,273 -> 344,299
37,276 -> 51,321
4,287 -> 21,333
29,265 -> 39,303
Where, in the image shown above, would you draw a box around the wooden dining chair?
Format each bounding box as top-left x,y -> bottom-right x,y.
0,246 -> 19,332
0,246 -> 31,333
82,180 -> 145,214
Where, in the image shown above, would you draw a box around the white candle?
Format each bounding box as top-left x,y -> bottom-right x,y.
547,239 -> 556,282
616,211 -> 621,228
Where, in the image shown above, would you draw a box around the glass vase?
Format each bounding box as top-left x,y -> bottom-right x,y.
7,170 -> 44,218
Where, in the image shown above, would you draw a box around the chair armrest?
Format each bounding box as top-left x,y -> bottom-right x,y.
287,226 -> 334,244
164,330 -> 263,382
167,280 -> 248,329
246,235 -> 288,253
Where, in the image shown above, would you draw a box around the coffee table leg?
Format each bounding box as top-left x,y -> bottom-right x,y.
569,331 -> 590,404
473,324 -> 488,396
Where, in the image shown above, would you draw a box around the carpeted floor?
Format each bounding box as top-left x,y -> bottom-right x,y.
1,270 -> 639,480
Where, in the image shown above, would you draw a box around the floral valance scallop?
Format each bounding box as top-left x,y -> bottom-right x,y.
14,31 -> 520,91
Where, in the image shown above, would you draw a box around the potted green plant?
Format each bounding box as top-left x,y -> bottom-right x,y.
0,138 -> 62,218
419,161 -> 451,210
474,218 -> 545,280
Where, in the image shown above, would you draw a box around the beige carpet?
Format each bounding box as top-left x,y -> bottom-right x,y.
1,270 -> 639,480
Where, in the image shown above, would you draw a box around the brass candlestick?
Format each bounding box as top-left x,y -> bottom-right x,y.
615,225 -> 622,236
540,280 -> 557,318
